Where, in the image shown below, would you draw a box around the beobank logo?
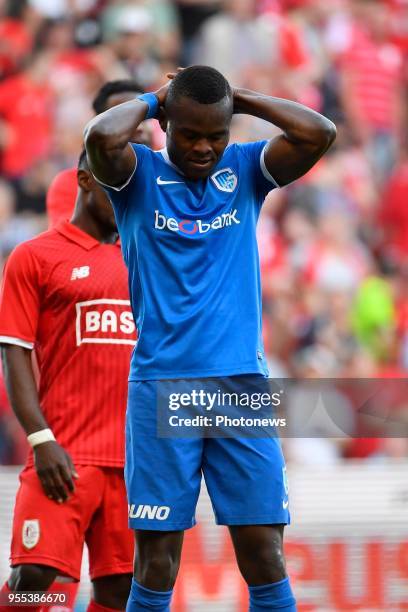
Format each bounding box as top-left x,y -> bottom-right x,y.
75,299 -> 136,346
154,209 -> 240,235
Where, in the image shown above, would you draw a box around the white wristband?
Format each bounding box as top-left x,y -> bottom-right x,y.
27,428 -> 56,448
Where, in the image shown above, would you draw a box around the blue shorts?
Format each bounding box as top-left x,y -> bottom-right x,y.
125,378 -> 290,531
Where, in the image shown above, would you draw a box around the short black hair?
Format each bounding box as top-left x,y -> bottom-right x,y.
92,79 -> 145,115
166,65 -> 232,109
78,149 -> 88,170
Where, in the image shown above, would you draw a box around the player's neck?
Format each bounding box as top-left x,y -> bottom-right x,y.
71,215 -> 118,245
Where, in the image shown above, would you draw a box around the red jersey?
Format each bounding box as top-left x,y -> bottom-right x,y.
0,221 -> 136,468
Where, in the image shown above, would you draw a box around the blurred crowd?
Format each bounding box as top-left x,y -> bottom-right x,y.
0,0 -> 407,464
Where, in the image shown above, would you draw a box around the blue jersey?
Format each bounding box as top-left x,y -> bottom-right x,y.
103,140 -> 278,381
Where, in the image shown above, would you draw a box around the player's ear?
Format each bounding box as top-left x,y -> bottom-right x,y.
77,169 -> 93,192
158,107 -> 168,133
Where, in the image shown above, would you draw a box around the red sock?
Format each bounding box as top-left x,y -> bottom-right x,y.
87,600 -> 124,612
0,581 -> 41,612
41,581 -> 79,612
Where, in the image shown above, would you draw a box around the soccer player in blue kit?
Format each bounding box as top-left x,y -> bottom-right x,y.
84,66 -> 336,611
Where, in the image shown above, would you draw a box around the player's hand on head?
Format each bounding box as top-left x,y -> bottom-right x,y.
33,441 -> 79,504
231,87 -> 243,115
166,67 -> 184,80
154,67 -> 184,106
154,80 -> 172,107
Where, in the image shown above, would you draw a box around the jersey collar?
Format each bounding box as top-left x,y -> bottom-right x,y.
159,148 -> 185,176
55,220 -> 120,250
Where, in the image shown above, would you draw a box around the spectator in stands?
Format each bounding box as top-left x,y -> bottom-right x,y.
0,0 -> 35,80
338,0 -> 404,184
0,49 -> 54,180
102,4 -> 162,88
378,144 -> 408,265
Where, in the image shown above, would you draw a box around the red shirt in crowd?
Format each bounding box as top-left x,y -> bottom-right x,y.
0,73 -> 54,177
340,25 -> 403,131
378,159 -> 408,260
0,221 -> 136,468
0,18 -> 32,78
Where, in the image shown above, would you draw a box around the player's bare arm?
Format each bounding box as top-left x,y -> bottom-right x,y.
84,81 -> 169,188
233,89 -> 337,186
1,345 -> 77,503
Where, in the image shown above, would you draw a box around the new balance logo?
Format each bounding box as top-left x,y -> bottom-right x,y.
128,504 -> 170,520
154,209 -> 240,235
71,266 -> 90,280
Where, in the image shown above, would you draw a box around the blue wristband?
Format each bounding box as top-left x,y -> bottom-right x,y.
138,93 -> 159,119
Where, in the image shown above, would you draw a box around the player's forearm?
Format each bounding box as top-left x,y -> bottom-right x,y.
84,99 -> 149,186
233,89 -> 336,149
84,99 -> 149,152
0,345 -> 49,435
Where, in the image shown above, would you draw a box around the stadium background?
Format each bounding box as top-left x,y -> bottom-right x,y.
0,0 -> 407,609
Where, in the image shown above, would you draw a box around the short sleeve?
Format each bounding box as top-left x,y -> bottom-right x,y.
0,244 -> 41,348
237,140 -> 280,203
96,143 -> 149,211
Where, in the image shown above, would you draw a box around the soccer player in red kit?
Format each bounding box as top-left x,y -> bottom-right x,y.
0,151 -> 135,612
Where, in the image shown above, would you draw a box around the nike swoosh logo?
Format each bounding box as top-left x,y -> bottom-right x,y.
282,500 -> 289,510
157,177 -> 183,185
